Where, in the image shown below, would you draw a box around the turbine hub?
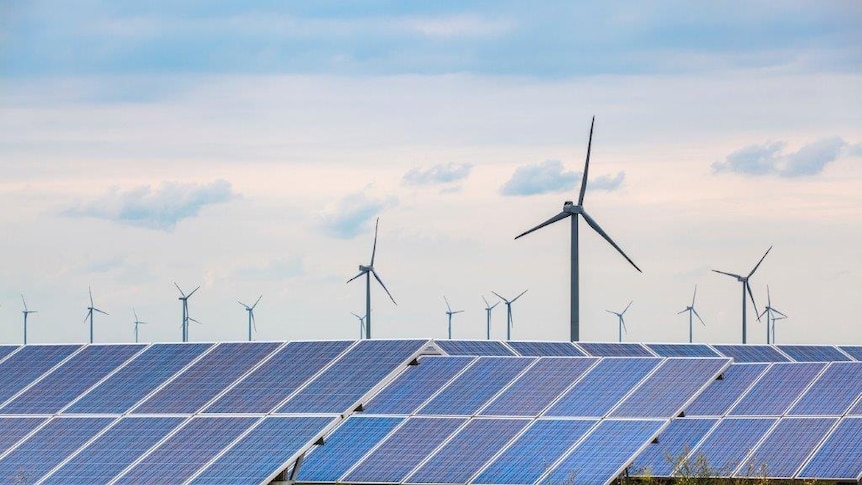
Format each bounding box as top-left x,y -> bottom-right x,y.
564,203 -> 582,214
359,265 -> 372,272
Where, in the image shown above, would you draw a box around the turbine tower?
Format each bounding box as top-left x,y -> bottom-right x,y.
351,312 -> 366,339
238,295 -> 262,342
712,246 -> 771,344
758,285 -> 786,344
443,296 -> 464,340
175,283 -> 200,343
84,287 -> 109,344
492,290 -> 527,341
606,301 -> 632,343
21,295 -> 36,345
677,285 -> 705,343
132,308 -> 147,344
347,218 -> 396,339
514,117 -> 642,342
482,295 -> 500,340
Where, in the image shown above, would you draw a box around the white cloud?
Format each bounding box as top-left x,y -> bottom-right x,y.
500,160 -> 578,196
712,138 -> 850,177
318,192 -> 397,239
402,162 -> 473,187
589,171 -> 625,191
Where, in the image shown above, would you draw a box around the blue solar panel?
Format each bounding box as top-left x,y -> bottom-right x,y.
343,417 -> 466,483
544,419 -> 667,485
545,358 -> 662,417
0,417 -> 46,452
778,345 -> 850,362
436,340 -> 515,356
65,343 -> 211,414
188,416 -> 337,485
788,362 -> 862,416
113,416 -> 257,485
133,342 -> 280,414
279,340 -> 425,414
797,417 -> 862,480
294,416 -> 404,482
0,346 -> 17,363
686,364 -> 769,416
364,356 -> 474,415
712,345 -> 789,363
0,416 -> 113,484
688,418 -> 776,475
839,346 -> 862,361
631,418 -> 718,477
417,357 -> 534,416
577,342 -> 654,357
0,345 -> 80,405
406,418 -> 529,484
729,363 -> 825,416
850,396 -> 862,416
738,417 -> 837,478
472,419 -> 596,485
507,341 -> 586,357
204,340 -> 352,413
41,416 -> 184,485
480,357 -> 598,416
0,345 -> 143,414
647,344 -> 721,358
612,358 -> 729,418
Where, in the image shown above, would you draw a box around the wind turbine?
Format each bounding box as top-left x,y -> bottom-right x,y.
606,301 -> 633,343
712,246 -> 771,344
758,285 -> 787,344
347,218 -> 396,339
492,290 -> 527,341
175,283 -> 200,343
771,315 -> 787,344
84,287 -> 109,344
351,312 -> 366,339
677,285 -> 705,343
132,308 -> 147,344
443,296 -> 464,340
238,295 -> 262,342
21,295 -> 36,345
514,117 -> 642,342
482,295 -> 500,340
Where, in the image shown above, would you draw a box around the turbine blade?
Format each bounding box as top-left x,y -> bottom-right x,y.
578,116 -> 595,206
482,295 -> 489,307
712,269 -> 743,279
370,218 -> 379,266
346,270 -> 366,284
581,210 -> 642,272
351,312 -> 362,319
133,308 -> 138,321
605,309 -> 615,315
490,302 -> 500,309
21,294 -> 27,311
372,270 -> 397,305
174,282 -> 185,297
623,300 -> 633,314
187,286 -> 200,298
491,291 -> 507,303
238,300 -> 247,308
84,310 -> 91,322
511,290 -> 528,302
692,284 -> 698,306
514,212 -> 570,240
454,310 -> 464,314
621,317 -> 627,334
766,285 -> 772,306
677,308 -> 688,315
772,308 -> 788,318
748,246 -> 772,278
758,308 -> 768,319
747,282 -> 760,321
189,317 -> 202,325
89,287 -> 94,306
94,308 -> 109,316
252,294 -> 262,309
251,312 -> 257,332
693,308 -> 706,326
444,296 -> 452,312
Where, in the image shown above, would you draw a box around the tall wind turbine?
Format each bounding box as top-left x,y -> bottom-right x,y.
677,285 -> 705,343
347,218 -> 396,339
758,285 -> 787,344
492,290 -> 527,341
84,287 -> 109,344
238,295 -> 262,342
712,246 -> 771,344
21,295 -> 36,345
175,283 -> 200,343
771,315 -> 787,344
443,296 -> 464,340
514,117 -> 642,342
351,312 -> 366,339
482,296 -> 500,340
606,301 -> 632,343
132,308 -> 147,343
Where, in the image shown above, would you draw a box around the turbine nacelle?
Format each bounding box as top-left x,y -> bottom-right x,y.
359,265 -> 372,272
563,202 -> 582,214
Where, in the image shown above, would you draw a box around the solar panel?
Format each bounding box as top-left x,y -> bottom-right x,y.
544,358 -> 662,417
612,358 -> 729,418
0,345 -> 80,405
0,346 -> 17,363
839,345 -> 862,361
417,357 -> 534,416
204,340 -> 352,413
797,417 -> 862,481
0,417 -> 46,452
687,418 -> 776,476
729,363 -> 825,416
294,416 -> 404,483
0,345 -> 143,415
576,342 -> 654,357
471,419 -> 596,485
480,357 -> 598,416
685,364 -> 769,416
342,417 -> 466,483
405,418 -> 529,484
279,340 -> 425,414
712,345 -> 789,363
788,362 -> 862,416
647,344 -> 721,358
506,341 -> 586,357
41,416 -> 184,485
737,417 -> 837,479
64,343 -> 211,414
112,416 -> 257,485
631,418 -> 718,477
778,345 -> 850,362
850,396 -> 862,416
435,340 -> 515,356
188,416 -> 337,485
363,356 -> 474,415
133,342 -> 280,414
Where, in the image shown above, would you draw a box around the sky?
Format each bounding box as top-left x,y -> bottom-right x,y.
1,1 -> 860,346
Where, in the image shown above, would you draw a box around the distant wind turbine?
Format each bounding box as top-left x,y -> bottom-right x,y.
175,283 -> 200,342
712,246 -> 771,344
351,312 -> 366,339
758,285 -> 787,344
677,285 -> 705,343
238,295 -> 262,342
492,290 -> 527,341
482,295 -> 500,340
347,218 -> 396,339
84,287 -> 109,344
21,295 -> 36,345
514,117 -> 642,342
132,308 -> 147,344
444,296 -> 464,340
606,301 -> 633,343
771,314 -> 787,344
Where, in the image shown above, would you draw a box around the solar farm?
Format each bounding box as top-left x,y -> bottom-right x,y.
1,340 -> 861,485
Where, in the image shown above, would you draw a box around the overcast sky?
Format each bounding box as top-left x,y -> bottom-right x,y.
1,1 -> 860,346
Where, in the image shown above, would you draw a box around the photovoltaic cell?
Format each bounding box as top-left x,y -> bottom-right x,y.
729,363 -> 825,416
850,396 -> 862,416
577,342 -> 654,357
0,417 -> 46,453
0,345 -> 143,414
797,417 -> 862,480
65,343 -> 211,414
647,344 -> 720,358
788,362 -> 862,416
0,345 -> 80,405
506,341 -> 585,357
480,357 -> 598,416
738,417 -> 837,479
41,416 -> 184,485
0,346 -> 17,363
417,357 -> 534,416
133,342 -> 280,414
545,358 -> 661,417
686,364 -> 769,416
612,358 -> 729,418
363,356 -> 474,415
631,418 -> 718,477
294,416 -> 404,483
472,419 -> 596,485
435,340 -> 514,356
343,417 -> 465,483
839,346 -> 862,361
688,418 -> 776,476
189,416 -> 337,485
279,340 -> 425,414
712,345 -> 789,363
405,418 -> 529,484
778,345 -> 850,362
204,340 -> 352,413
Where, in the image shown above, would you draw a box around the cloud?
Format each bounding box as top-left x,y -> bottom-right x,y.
402,162 -> 473,187
500,159 -> 578,196
235,258 -> 304,280
712,138 -> 850,177
318,192 -> 397,239
65,179 -> 235,231
590,171 -> 625,191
